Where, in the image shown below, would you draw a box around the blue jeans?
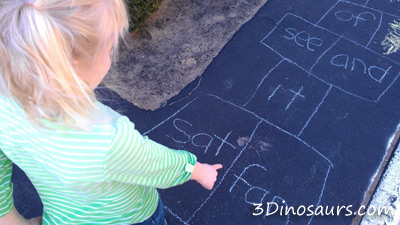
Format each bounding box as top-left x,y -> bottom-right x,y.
132,197 -> 167,225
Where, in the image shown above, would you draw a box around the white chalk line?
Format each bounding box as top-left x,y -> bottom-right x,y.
268,85 -> 282,101
164,205 -> 190,225
366,11 -> 383,47
307,166 -> 332,225
316,0 -> 342,25
298,85 -> 333,137
143,97 -> 200,136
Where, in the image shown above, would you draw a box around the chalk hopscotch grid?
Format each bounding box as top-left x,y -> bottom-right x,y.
248,2 -> 400,224
146,94 -> 334,224
259,12 -> 400,103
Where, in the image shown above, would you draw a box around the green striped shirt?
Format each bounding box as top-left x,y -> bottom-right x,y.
0,95 -> 197,224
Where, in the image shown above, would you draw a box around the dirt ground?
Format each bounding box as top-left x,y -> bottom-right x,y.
102,0 -> 269,110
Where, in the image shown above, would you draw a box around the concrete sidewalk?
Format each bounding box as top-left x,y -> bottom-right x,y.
103,0 -> 400,224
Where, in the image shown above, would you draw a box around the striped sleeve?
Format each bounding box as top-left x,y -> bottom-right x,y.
0,148 -> 13,217
104,116 -> 197,189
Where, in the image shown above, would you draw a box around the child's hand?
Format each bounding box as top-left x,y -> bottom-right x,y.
190,162 -> 223,190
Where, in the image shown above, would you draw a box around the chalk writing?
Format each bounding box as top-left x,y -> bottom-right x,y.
243,59 -> 331,135
229,164 -> 268,193
330,54 -> 392,83
229,165 -> 284,214
334,10 -> 376,26
283,28 -> 323,51
286,86 -> 305,111
213,131 -> 236,156
268,85 -> 281,101
192,133 -> 213,154
171,118 -> 236,156
245,186 -> 270,205
171,118 -> 192,144
262,13 -> 346,70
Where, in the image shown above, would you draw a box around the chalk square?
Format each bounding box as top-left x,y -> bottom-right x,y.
318,1 -> 381,47
244,60 -> 330,135
146,95 -> 261,222
367,0 -> 400,17
261,14 -> 338,71
311,38 -> 400,102
189,121 -> 331,225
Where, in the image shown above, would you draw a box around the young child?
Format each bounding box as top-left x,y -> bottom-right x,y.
0,0 -> 222,224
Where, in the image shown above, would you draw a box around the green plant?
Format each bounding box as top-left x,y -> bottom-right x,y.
126,0 -> 163,32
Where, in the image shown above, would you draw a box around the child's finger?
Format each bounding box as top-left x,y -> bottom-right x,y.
214,164 -> 223,170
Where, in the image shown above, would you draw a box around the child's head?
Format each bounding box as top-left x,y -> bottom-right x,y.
0,0 -> 129,129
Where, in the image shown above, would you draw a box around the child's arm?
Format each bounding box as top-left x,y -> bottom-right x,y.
0,206 -> 28,225
104,117 -> 197,188
0,149 -> 17,224
190,162 -> 223,190
0,206 -> 42,225
104,117 -> 222,189
0,150 -> 42,225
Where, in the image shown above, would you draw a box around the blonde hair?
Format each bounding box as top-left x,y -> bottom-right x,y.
0,0 -> 129,129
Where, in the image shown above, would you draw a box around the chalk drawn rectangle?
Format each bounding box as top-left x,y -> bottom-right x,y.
261,14 -> 337,70
189,122 -> 331,225
318,1 -> 382,46
367,0 -> 400,17
311,38 -> 400,102
145,95 -> 261,222
244,60 -> 330,135
261,14 -> 339,71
